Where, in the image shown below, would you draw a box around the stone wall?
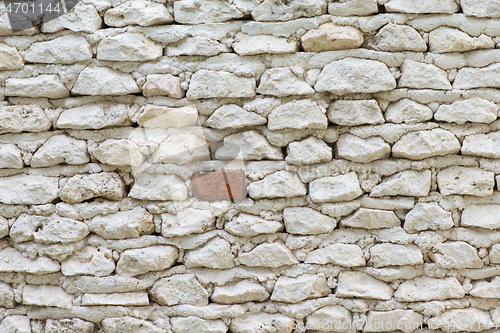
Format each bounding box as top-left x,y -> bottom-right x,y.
1,0 -> 500,332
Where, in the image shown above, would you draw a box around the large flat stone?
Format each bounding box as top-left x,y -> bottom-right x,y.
5,75 -> 70,98
187,70 -> 256,99
370,170 -> 432,197
309,172 -> 363,203
336,271 -> 393,300
395,276 -> 465,302
392,129 -> 461,160
72,65 -> 140,96
0,175 -> 59,205
437,166 -> 495,197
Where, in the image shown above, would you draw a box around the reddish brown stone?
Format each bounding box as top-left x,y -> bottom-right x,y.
192,170 -> 246,201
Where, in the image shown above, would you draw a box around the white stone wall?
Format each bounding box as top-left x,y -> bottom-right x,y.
1,0 -> 500,332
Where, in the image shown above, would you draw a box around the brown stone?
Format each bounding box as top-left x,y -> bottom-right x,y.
192,170 -> 246,201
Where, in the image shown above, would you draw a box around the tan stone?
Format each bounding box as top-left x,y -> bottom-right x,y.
301,23 -> 364,52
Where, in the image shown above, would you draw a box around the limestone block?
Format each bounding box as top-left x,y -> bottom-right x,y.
238,242 -> 298,267
184,237 -> 235,269
437,166 -> 494,197
72,65 -> 140,96
0,175 -> 59,205
129,174 -> 188,201
329,0 -> 377,15
187,70 -> 256,99
0,143 -> 23,169
206,105 -> 267,129
305,243 -> 365,267
268,99 -> 328,130
399,60 -> 452,90
283,207 -> 337,234
385,0 -> 459,13
404,203 -> 454,233
247,171 -> 307,199
271,274 -> 330,303
328,100 -> 384,126
150,133 -> 210,165
233,33 -> 298,55
392,129 -> 461,160
461,0 -> 500,18
470,276 -> 500,298
211,280 -> 269,304
41,2 -> 102,33
142,74 -> 184,98
216,130 -> 282,160
462,132 -> 500,158
22,284 -> 73,308
0,217 -> 8,239
10,214 -> 89,244
367,24 -> 427,52
166,36 -> 230,56
226,214 -> 282,237
364,310 -> 423,333
171,317 -> 227,333
137,105 -> 197,128
309,172 -> 363,203
436,98 -> 498,124
301,23 -> 363,52
5,75 -> 70,98
315,58 -> 396,95
0,105 -> 51,134
45,318 -> 95,333
63,276 -> 149,294
454,63 -> 500,89
257,68 -> 314,97
429,27 -> 494,53
0,282 -> 14,308
173,0 -> 243,24
0,43 -> 24,70
90,207 -> 154,239
98,33 -> 163,61
385,99 -> 433,124
31,135 -> 89,167
369,244 -> 423,267
104,0 -> 173,27
0,248 -> 60,274
60,172 -> 126,204
461,204 -> 500,229
82,292 -> 149,306
161,208 -> 214,237
490,245 -> 500,264
0,316 -> 31,333
56,103 -> 130,130
341,208 -> 400,229
395,276 -> 465,302
306,305 -> 351,332
102,317 -> 165,333
370,170 -> 432,197
24,35 -> 92,64
336,134 -> 391,163
116,246 -> 178,277
94,139 -> 144,166
62,246 -> 115,277
431,241 -> 483,269
336,271 -> 393,300
230,313 -> 294,333
286,137 -> 332,165
427,309 -> 494,332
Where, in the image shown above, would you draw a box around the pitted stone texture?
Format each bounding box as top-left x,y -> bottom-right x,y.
268,99 -> 328,130
384,0 -> 459,13
0,248 -> 60,274
315,58 -> 396,95
328,100 -> 384,126
395,276 -> 465,302
309,172 -> 363,203
0,43 -> 23,70
150,133 -> 210,165
0,105 -> 51,134
94,139 -> 144,166
301,23 -> 364,52
24,35 -> 92,64
461,204 -> 500,229
341,208 -> 400,229
230,313 -> 294,333
0,143 -> 23,169
72,65 -> 140,96
329,0 -> 378,16
437,166 -> 495,197
171,317 -> 227,333
22,284 -> 73,308
470,276 -> 500,298
257,68 -> 314,97
336,134 -> 391,163
104,0 -> 173,27
0,282 -> 14,308
370,170 -> 432,197
129,174 -> 188,201
62,246 -> 114,277
238,242 -> 298,267
248,171 -> 307,199
166,36 -> 230,57
251,0 -> 326,21
207,105 -> 267,129
307,306 -> 352,333
431,241 -> 483,269
55,103 -> 130,130
305,243 -> 365,267
461,0 -> 500,18
215,130 -> 282,160
0,175 -> 59,205
98,33 -> 163,61
367,24 -> 427,52
284,207 -> 337,235
45,318 -> 95,333
31,135 -> 89,168
102,317 -> 166,333
454,63 -> 500,89
211,280 -> 269,304
404,203 -> 454,233
399,60 -> 452,90
286,137 -> 332,165
392,129 -> 461,160
116,246 -> 178,277
184,237 -> 235,269
225,213 -> 282,237
142,75 -> 184,98
364,310 -> 423,333
462,132 -> 500,158
0,316 -> 31,333
336,271 -> 393,300
41,2 -> 102,33
161,208 -> 214,237
429,27 -> 494,53
60,172 -> 126,204
427,309 -> 494,333
90,207 -> 154,239
173,0 -> 243,24
5,75 -> 70,98
435,99 -> 498,124
369,244 -> 423,267
233,33 -> 298,55
137,105 -> 197,128
187,70 -> 256,100
385,99 -> 433,124
271,274 -> 330,303
0,217 -> 8,239
149,274 -> 208,306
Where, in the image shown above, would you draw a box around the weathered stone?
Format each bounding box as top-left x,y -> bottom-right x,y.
230,313 -> 294,333
309,172 -> 363,203
454,63 -> 500,89
211,280 -> 269,304
392,129 -> 461,160
239,242 -> 298,267
369,244 -> 423,267
171,317 -> 227,333
341,208 -> 400,229
385,0 -> 459,13
150,133 -> 210,165
399,60 -> 452,90
271,274 -> 330,303
173,0 -> 243,24
162,208 -> 214,237
329,0 -> 377,15
315,58 -> 396,95
166,36 -> 230,56
94,139 -> 144,166
336,271 -> 393,300
142,75 -> 184,98
429,27 -> 494,53
184,237 -> 235,269
490,244 -> 500,264
301,23 -> 363,52
328,100 -> 384,126
98,32 -> 163,61
63,275 -> 149,294
0,143 -> 23,169
5,75 -> 70,98
56,103 -> 130,130
216,130 -> 282,160
187,70 -> 256,100
0,316 -> 31,333
116,246 -> 178,277
385,99 -> 433,124
0,43 -> 24,70
31,135 -> 89,167
306,305 -> 351,332
150,274 -> 208,306
305,243 -> 365,267
370,170 -> 432,197
427,309 -> 494,333
437,166 -> 494,197
435,99 -> 498,124
104,0 -> 173,27
252,0 -> 326,21
72,65 -> 140,96
81,292 -> 149,306
470,276 -> 500,298
368,24 -> 427,52
257,68 -> 314,97
364,310 -> 423,333
23,284 -> 73,308
286,137 -> 332,165
283,207 -> 337,235
0,105 -> 51,134
129,174 -> 188,201
0,282 -> 14,308
41,2 -> 102,33
0,217 -> 8,239
336,134 -> 391,163
395,276 -> 465,302
0,175 -> 58,205
268,99 -> 328,130
62,246 -> 115,277
461,0 -> 500,18
404,203 -> 454,233
233,33 -> 298,55
137,105 -> 197,128
247,171 -> 307,199
225,213 -> 282,237
0,248 -> 60,274
60,172 -> 126,204
102,317 -> 165,333
461,204 -> 500,229
24,35 -> 92,64
462,132 -> 500,158
45,318 -> 95,333
90,207 -> 154,239
206,105 -> 267,129
431,241 -> 483,269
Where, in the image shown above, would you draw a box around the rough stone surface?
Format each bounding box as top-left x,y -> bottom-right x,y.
341,208 -> 400,229
72,65 -> 140,96
61,246 -> 115,277
370,170 -> 432,197
161,208 -> 214,237
404,203 -> 454,233
257,68 -> 314,97
399,60 -> 452,90
225,213 -> 282,237
211,280 -> 269,304
0,105 -> 51,134
31,135 -> 89,167
368,24 -> 427,52
187,70 -> 256,100
206,105 -> 267,129
60,172 -> 126,204
252,0 -> 326,21
385,0 -> 459,13
149,274 -> 208,306
431,241 -> 483,269
128,174 -> 188,201
392,129 -> 461,160
427,309 -> 494,332
5,75 -> 70,98
437,166 -> 495,197
22,285 -> 73,308
24,35 -> 93,64
369,244 -> 424,267
385,99 -> 433,124
435,98 -> 498,124
184,237 -> 235,269
301,23 -> 364,52
233,33 -> 298,55
395,277 -> 465,302
98,33 -> 163,61
286,137 -> 332,165
328,100 -> 384,126
105,0 -> 173,27
55,103 -> 130,130
0,43 -> 24,70
238,242 -> 298,267
0,175 -> 59,205
90,207 -> 154,239
309,172 -> 363,203
336,271 -> 394,300
270,274 -> 330,303
336,134 -> 391,163
268,99 -> 328,130
461,204 -> 500,229
305,243 -> 365,266
247,171 -> 307,199
429,27 -> 494,53
283,207 -> 336,234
